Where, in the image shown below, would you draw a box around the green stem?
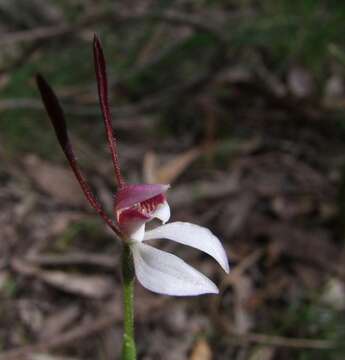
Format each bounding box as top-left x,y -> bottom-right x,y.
121,244 -> 137,360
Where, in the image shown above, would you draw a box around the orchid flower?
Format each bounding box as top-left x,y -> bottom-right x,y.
116,183 -> 229,295
36,35 -> 229,298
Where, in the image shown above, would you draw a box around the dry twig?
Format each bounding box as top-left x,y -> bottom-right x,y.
26,252 -> 117,269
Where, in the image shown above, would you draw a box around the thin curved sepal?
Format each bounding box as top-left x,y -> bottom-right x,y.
36,74 -> 121,237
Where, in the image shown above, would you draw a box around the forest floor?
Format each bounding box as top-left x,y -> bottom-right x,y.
0,1 -> 345,359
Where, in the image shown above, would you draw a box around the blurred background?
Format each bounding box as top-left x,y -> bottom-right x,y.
0,0 -> 345,359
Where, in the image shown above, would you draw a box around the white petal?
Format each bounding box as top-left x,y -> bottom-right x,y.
144,222 -> 229,273
152,201 -> 170,223
131,242 -> 218,296
129,223 -> 145,242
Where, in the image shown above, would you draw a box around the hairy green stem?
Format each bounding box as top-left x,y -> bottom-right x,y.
121,244 -> 137,360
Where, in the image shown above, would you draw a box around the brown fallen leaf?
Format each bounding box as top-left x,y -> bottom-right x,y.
320,278 -> 345,310
26,252 -> 117,269
248,346 -> 275,360
287,66 -> 314,98
40,271 -> 114,299
324,73 -> 344,107
18,299 -> 44,334
143,151 -> 157,184
169,175 -> 239,207
11,258 -> 114,299
271,195 -> 314,220
23,154 -> 85,207
190,339 -> 212,360
40,306 -> 80,340
48,211 -> 86,236
226,274 -> 254,335
0,73 -> 9,90
0,271 -> 10,291
31,355 -> 80,360
143,148 -> 201,184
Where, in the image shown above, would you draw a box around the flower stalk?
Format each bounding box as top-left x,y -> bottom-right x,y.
121,244 -> 136,360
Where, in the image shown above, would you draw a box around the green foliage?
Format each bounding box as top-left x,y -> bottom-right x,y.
1,275 -> 17,298
3,0 -> 345,153
228,0 -> 345,74
272,295 -> 345,359
0,109 -> 56,156
117,31 -> 218,97
55,219 -> 108,252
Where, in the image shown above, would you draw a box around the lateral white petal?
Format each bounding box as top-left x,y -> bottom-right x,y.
152,201 -> 170,224
131,242 -> 218,296
144,222 -> 229,273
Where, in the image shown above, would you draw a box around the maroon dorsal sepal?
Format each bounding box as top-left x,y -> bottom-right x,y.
93,35 -> 124,188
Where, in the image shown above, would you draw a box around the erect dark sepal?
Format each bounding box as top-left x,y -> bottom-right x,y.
93,34 -> 124,188
36,74 -> 69,152
36,73 -> 122,237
